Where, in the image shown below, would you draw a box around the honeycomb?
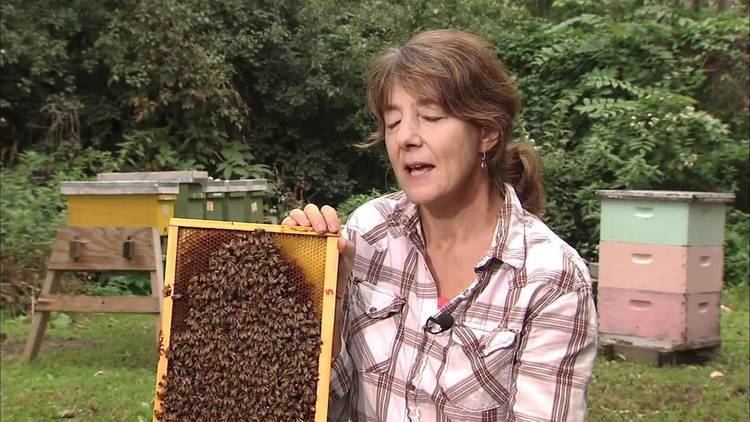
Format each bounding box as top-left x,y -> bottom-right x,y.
153,221 -> 337,422
170,227 -> 328,327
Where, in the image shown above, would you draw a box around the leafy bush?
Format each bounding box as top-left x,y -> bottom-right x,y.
725,210 -> 750,286
86,274 -> 153,297
490,1 -> 749,258
337,189 -> 384,222
0,148 -> 120,314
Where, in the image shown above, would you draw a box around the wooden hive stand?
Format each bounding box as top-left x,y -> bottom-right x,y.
599,334 -> 720,366
23,227 -> 164,362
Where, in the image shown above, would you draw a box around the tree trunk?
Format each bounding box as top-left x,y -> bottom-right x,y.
717,0 -> 732,10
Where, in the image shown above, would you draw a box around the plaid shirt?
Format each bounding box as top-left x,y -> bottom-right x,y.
329,185 -> 598,422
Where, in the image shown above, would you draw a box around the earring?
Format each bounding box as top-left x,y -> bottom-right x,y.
480,151 -> 487,169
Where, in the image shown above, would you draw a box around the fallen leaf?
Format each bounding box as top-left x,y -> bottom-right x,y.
94,370 -> 105,377
57,409 -> 76,418
710,370 -> 724,379
616,353 -> 627,361
721,305 -> 732,313
50,312 -> 73,329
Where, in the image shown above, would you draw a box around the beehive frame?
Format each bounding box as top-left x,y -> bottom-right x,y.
153,218 -> 339,421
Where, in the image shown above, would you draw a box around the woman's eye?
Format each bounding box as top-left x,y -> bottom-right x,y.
386,120 -> 400,130
422,115 -> 443,122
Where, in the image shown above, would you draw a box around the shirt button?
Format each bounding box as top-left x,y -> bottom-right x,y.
407,382 -> 416,392
369,306 -> 377,313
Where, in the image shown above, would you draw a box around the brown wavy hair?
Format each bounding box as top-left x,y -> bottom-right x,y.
364,29 -> 544,216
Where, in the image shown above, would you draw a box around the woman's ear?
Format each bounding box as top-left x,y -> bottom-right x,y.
480,127 -> 501,152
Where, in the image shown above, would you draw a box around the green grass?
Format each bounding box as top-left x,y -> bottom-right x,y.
0,313 -> 157,421
1,286 -> 748,421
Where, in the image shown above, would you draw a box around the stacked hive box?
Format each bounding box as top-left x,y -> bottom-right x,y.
203,179 -> 268,222
597,190 -> 734,351
63,172 -> 269,238
98,171 -> 209,220
61,181 -> 180,236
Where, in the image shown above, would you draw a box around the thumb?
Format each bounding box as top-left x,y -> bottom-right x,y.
337,236 -> 355,274
337,236 -> 355,259
332,236 -> 354,363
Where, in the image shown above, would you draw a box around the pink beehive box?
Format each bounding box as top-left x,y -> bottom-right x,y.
598,287 -> 720,344
599,242 -> 724,293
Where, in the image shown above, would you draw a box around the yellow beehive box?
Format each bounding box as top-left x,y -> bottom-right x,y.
153,218 -> 339,421
61,181 -> 180,236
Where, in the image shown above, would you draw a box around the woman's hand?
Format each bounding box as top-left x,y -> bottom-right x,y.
281,204 -> 355,265
281,204 -> 355,362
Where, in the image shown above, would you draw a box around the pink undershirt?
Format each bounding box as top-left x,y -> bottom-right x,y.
437,296 -> 450,309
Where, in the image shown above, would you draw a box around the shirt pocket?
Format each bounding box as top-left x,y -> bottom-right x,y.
346,278 -> 405,374
439,324 -> 518,413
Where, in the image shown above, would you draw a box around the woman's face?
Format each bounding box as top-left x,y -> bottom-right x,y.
383,83 -> 495,207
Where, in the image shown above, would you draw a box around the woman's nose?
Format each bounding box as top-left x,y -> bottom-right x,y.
394,117 -> 421,149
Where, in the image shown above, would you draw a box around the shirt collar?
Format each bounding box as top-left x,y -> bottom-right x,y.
392,184 -> 527,270
486,184 -> 527,270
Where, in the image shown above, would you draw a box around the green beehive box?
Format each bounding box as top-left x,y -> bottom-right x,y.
225,179 -> 268,223
598,190 -> 734,246
180,184 -> 207,220
200,179 -> 267,222
204,181 -> 228,221
97,171 -> 208,220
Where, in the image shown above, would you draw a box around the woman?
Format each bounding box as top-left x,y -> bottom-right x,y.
282,29 -> 597,422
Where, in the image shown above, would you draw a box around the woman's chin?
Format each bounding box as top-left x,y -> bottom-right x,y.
402,187 -> 440,207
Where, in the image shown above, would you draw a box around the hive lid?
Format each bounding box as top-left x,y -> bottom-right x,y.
204,179 -> 268,193
204,180 -> 229,193
224,179 -> 268,192
97,171 -> 209,183
61,181 -> 180,195
597,190 -> 735,203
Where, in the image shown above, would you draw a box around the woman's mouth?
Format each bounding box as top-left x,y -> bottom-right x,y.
406,164 -> 435,176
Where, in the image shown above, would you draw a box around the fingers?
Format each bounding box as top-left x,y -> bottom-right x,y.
304,203 -> 327,233
282,204 -> 341,235
320,205 -> 340,233
283,208 -> 311,228
280,215 -> 297,226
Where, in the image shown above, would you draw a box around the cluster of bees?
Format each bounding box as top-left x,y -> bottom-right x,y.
156,232 -> 322,421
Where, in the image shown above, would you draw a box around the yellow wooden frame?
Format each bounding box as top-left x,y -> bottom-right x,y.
153,218 -> 339,422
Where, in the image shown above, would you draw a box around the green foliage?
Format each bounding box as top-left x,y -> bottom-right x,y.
0,149 -> 121,314
86,274 -> 153,297
725,210 -> 750,287
490,0 -> 749,257
337,189 -> 384,222
0,0 -> 747,281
